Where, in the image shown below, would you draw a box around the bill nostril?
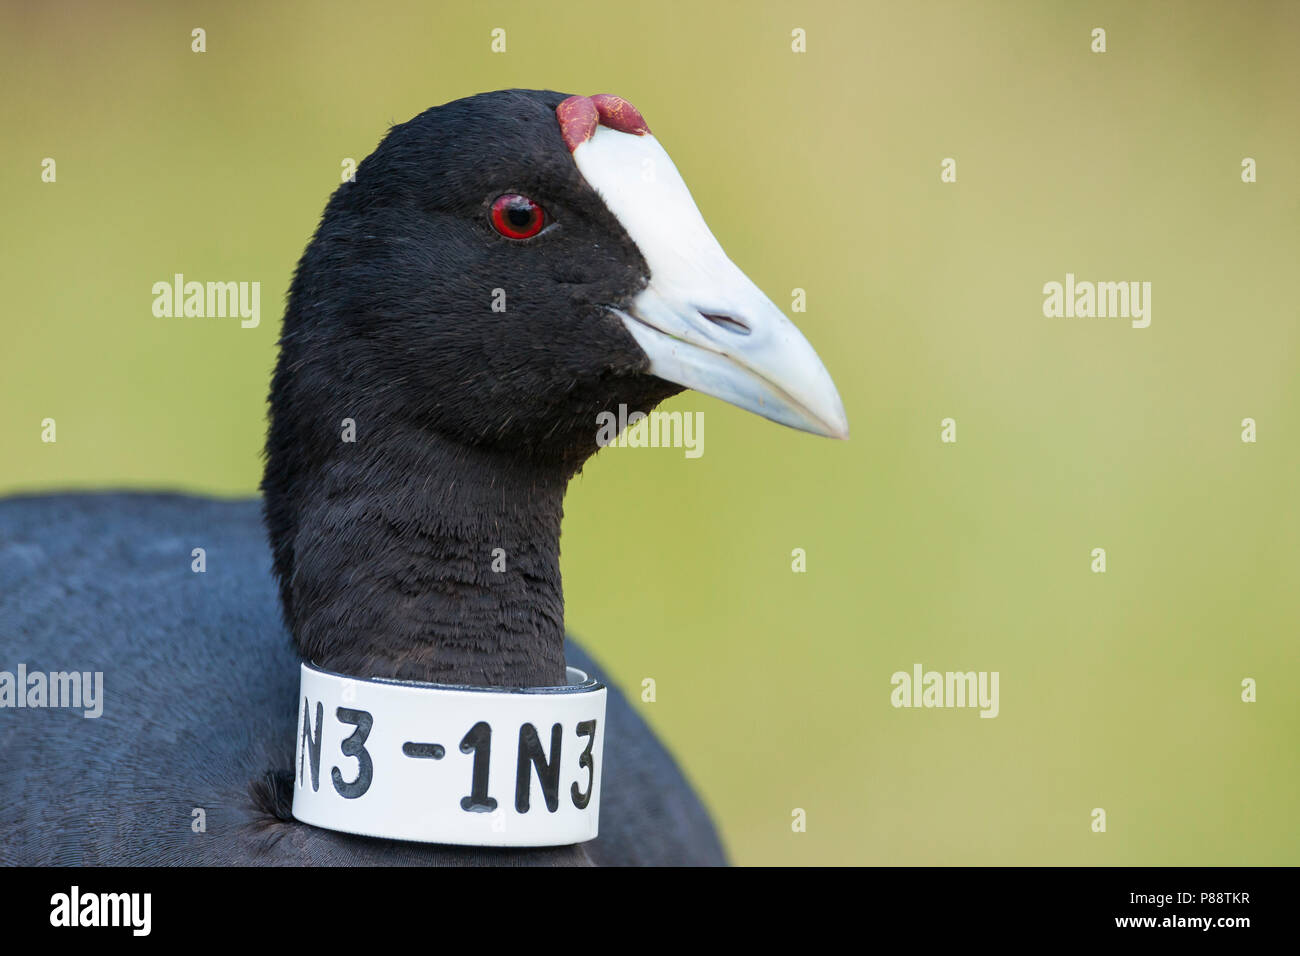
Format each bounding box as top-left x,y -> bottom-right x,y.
700,312 -> 752,336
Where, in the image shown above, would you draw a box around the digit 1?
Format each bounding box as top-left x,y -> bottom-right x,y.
459,721 -> 498,812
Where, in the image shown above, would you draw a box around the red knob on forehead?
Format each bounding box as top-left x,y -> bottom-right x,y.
555,93 -> 651,152
590,94 -> 651,136
556,95 -> 598,152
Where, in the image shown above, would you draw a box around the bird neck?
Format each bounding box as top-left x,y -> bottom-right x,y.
290,427 -> 572,688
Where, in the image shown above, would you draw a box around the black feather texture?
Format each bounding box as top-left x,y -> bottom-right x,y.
0,90 -> 720,865
263,89 -> 682,686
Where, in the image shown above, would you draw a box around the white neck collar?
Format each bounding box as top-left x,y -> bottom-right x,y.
291,662 -> 607,847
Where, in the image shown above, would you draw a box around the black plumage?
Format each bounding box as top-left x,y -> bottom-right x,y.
2,85 -> 863,868
264,89 -> 682,688
2,89 -> 726,865
0,493 -> 724,865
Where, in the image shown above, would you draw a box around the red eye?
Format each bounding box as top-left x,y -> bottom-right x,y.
490,194 -> 546,239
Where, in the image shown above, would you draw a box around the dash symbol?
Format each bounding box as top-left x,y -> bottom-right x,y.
402,742 -> 446,759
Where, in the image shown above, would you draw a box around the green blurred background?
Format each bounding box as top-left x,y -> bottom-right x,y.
3,0 -> 1297,864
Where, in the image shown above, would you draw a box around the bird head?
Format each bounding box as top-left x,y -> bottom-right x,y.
271,89 -> 847,476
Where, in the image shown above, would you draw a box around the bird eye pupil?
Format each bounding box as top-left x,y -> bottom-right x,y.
490,194 -> 546,239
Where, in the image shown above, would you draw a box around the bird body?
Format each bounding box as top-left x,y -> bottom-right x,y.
0,493 -> 725,865
0,90 -> 845,865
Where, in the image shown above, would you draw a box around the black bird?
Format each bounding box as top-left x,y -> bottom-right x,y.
0,89 -> 846,865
